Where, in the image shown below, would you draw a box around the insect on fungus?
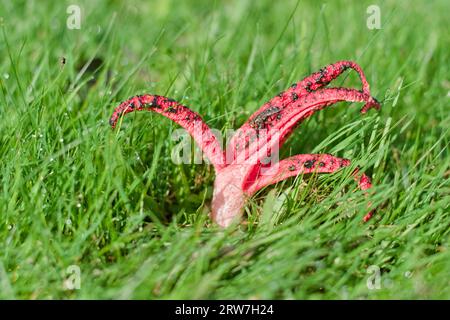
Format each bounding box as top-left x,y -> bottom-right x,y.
110,60 -> 381,227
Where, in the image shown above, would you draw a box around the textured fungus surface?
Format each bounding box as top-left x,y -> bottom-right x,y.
110,61 -> 381,227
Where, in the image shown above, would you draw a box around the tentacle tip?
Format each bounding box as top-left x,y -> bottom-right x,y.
109,117 -> 117,128
360,97 -> 381,113
363,210 -> 375,222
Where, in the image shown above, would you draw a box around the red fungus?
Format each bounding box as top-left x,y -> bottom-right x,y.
110,60 -> 381,227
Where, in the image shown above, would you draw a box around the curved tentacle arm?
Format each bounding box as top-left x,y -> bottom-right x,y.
228,61 -> 376,156
109,95 -> 226,171
245,154 -> 350,194
233,88 -> 380,166
245,153 -> 375,221
296,60 -> 372,95
275,87 -> 380,139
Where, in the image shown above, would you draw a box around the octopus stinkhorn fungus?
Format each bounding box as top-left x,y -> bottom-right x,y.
109,60 -> 380,227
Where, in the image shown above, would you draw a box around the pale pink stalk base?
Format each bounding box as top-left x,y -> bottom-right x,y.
110,61 -> 381,228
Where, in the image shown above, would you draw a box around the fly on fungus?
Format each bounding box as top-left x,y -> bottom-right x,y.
109,61 -> 381,227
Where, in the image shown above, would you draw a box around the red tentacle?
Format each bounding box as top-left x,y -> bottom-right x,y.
109,95 -> 226,171
244,153 -> 375,221
273,88 -> 380,144
297,60 -> 372,95
245,154 -> 350,194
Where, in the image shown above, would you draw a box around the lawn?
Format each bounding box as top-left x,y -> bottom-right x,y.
0,0 -> 448,299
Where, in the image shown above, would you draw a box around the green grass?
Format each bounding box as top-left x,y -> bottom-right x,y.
0,0 -> 449,299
